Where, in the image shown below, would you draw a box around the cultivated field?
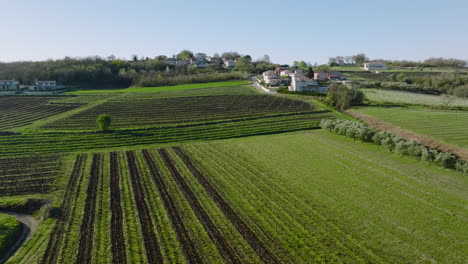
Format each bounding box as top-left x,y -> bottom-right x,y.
1,81 -> 466,264
0,155 -> 63,196
0,97 -> 84,131
9,131 -> 467,263
363,88 -> 468,107
67,80 -> 250,94
43,94 -> 316,130
357,106 -> 468,149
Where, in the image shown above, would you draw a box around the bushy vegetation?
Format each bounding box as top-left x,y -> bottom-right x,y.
355,73 -> 468,97
0,213 -> 23,257
320,119 -> 468,173
325,84 -> 365,111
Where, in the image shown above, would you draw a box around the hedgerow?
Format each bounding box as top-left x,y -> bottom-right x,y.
320,119 -> 467,173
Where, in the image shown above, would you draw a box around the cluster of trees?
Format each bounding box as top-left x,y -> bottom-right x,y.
328,54 -> 369,66
387,58 -> 467,68
0,51 -> 277,88
320,119 -> 468,173
325,84 -> 365,111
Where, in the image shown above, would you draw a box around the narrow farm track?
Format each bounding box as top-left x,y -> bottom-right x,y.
41,154 -> 87,264
109,152 -> 127,264
172,147 -> 280,264
76,153 -> 102,264
158,148 -> 243,264
125,151 -> 163,263
141,150 -> 203,264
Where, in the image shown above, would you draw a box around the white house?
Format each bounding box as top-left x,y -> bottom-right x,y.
289,74 -> 324,92
362,62 -> 387,70
30,80 -> 58,91
263,70 -> 281,86
0,80 -> 19,90
280,70 -> 292,77
223,58 -> 236,69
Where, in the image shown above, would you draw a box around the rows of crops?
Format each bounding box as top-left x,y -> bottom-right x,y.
23,149 -> 284,263
0,97 -> 84,131
0,111 -> 333,157
43,95 -> 315,130
0,155 -> 62,196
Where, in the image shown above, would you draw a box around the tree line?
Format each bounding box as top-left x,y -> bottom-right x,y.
0,51 -> 277,88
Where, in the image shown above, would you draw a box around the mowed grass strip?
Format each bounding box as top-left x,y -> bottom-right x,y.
357,106 -> 468,148
362,88 -> 468,107
67,81 -> 250,94
180,130 -> 467,263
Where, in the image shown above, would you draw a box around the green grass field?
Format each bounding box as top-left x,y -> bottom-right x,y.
66,80 -> 250,94
182,130 -> 467,263
363,88 -> 468,107
357,106 -> 468,148
0,213 -> 23,258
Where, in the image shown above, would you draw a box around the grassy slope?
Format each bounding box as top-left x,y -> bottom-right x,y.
357,106 -> 468,148
66,81 -> 250,94
0,213 -> 23,257
363,88 -> 468,107
183,130 -> 467,263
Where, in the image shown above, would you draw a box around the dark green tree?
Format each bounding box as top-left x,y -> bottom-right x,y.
97,114 -> 112,131
306,67 -> 315,79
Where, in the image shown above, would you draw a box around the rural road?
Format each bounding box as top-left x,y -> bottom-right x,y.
0,211 -> 39,264
250,77 -> 276,94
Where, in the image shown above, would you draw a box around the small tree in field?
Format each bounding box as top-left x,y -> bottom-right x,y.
97,114 -> 111,132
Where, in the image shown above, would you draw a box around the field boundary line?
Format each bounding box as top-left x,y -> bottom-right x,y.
346,109 -> 468,160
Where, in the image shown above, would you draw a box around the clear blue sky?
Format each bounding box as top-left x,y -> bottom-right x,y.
1,0 -> 467,64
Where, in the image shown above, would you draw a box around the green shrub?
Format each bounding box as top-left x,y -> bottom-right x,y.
421,148 -> 438,163
455,160 -> 468,173
434,152 -> 457,169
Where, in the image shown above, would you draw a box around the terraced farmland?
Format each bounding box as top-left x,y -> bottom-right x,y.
0,97 -> 84,131
0,155 -> 63,196
357,106 -> 468,148
43,95 -> 315,130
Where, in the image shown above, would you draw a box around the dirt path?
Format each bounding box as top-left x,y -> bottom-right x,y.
345,109 -> 468,161
0,211 -> 39,264
250,77 -> 276,94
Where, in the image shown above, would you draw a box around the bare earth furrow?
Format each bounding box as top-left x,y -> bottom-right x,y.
76,153 -> 102,264
41,154 -> 87,264
172,146 -> 280,264
141,149 -> 203,264
158,148 -> 242,264
110,152 -> 127,264
125,151 -> 163,263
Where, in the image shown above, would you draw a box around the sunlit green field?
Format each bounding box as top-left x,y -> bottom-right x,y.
357,106 -> 468,148
66,81 -> 250,94
181,130 -> 467,263
363,88 -> 468,107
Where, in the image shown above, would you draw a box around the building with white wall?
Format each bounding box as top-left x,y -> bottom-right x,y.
289,74 -> 323,92
362,62 -> 387,70
0,80 -> 19,90
30,80 -> 58,91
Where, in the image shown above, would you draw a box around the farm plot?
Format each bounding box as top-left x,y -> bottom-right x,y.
43,94 -> 315,130
178,131 -> 467,263
0,111 -> 333,157
0,97 -> 84,131
36,150 -> 269,263
363,88 -> 468,107
357,106 -> 468,149
0,155 -> 63,196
